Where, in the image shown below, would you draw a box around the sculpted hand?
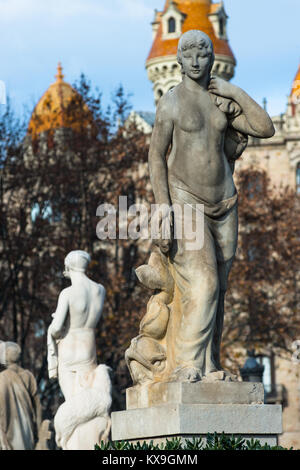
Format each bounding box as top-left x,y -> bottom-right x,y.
208,76 -> 239,99
154,205 -> 173,254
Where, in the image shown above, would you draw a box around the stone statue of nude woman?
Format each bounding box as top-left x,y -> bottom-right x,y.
125,30 -> 274,385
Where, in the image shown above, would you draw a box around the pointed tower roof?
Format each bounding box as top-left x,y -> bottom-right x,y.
291,64 -> 300,101
147,0 -> 235,63
28,63 -> 95,137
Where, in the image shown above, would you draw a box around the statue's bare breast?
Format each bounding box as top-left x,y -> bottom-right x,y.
166,86 -> 235,203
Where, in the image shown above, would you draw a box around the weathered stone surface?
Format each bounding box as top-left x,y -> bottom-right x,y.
127,29 -> 275,386
111,404 -> 282,442
126,381 -> 264,410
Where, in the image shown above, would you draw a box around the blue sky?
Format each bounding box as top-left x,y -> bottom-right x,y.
1,0 -> 299,119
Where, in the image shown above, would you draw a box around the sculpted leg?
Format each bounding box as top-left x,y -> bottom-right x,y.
174,264 -> 220,376
171,216 -> 220,379
204,206 -> 238,380
211,258 -> 234,372
57,366 -> 76,400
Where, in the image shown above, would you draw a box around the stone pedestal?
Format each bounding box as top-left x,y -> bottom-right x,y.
111,382 -> 282,446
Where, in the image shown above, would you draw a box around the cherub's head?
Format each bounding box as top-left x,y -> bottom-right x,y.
177,30 -> 215,81
63,250 -> 91,278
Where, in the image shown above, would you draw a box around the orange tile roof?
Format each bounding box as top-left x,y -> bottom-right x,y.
147,0 -> 235,63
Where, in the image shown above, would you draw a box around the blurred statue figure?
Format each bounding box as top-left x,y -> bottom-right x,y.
47,250 -> 112,450
0,341 -> 42,450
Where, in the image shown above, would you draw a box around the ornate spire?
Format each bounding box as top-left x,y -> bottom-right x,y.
291,64 -> 300,97
55,62 -> 64,83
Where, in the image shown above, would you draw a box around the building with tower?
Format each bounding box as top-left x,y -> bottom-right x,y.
146,0 -> 236,104
139,0 -> 300,197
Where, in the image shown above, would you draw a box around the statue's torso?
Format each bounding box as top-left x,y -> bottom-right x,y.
57,280 -> 104,369
167,84 -> 235,204
68,279 -> 104,330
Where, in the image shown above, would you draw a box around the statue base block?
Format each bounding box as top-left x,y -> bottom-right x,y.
111,382 -> 282,446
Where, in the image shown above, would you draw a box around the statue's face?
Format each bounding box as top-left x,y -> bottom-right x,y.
180,45 -> 211,82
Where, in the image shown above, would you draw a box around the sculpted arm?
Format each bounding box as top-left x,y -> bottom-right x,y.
49,288 -> 70,339
98,285 -> 106,320
149,95 -> 174,206
209,77 -> 275,138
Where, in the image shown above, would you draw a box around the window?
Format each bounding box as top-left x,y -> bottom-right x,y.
168,17 -> 176,34
256,353 -> 286,405
260,356 -> 273,393
214,63 -> 220,73
219,18 -> 224,36
242,171 -> 265,199
296,162 -> 300,194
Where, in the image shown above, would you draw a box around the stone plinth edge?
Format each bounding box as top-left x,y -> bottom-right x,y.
112,404 -> 282,442
126,381 -> 265,410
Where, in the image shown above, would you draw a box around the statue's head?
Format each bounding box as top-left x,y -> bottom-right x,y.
0,341 -> 21,366
177,30 -> 215,81
63,250 -> 91,278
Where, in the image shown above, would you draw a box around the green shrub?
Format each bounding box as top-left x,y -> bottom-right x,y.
95,433 -> 292,451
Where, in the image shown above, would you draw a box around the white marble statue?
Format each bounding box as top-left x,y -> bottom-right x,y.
47,250 -> 112,450
0,341 -> 42,450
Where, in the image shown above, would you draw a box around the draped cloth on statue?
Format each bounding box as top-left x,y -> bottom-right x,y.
0,364 -> 38,450
167,181 -> 238,377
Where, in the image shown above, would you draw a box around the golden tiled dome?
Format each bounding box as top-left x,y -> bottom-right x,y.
147,0 -> 235,63
28,63 -> 95,137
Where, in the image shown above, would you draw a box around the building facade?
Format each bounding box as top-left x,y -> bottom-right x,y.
144,0 -> 300,449
236,65 -> 300,193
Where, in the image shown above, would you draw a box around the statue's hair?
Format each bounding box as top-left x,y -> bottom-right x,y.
177,30 -> 215,72
64,250 -> 91,273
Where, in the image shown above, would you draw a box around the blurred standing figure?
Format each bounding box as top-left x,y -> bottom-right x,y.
0,341 -> 42,450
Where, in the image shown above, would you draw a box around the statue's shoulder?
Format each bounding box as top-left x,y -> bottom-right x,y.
94,282 -> 106,302
17,367 -> 37,394
60,286 -> 71,295
97,282 -> 106,296
58,286 -> 72,301
88,278 -> 106,296
156,87 -> 178,120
